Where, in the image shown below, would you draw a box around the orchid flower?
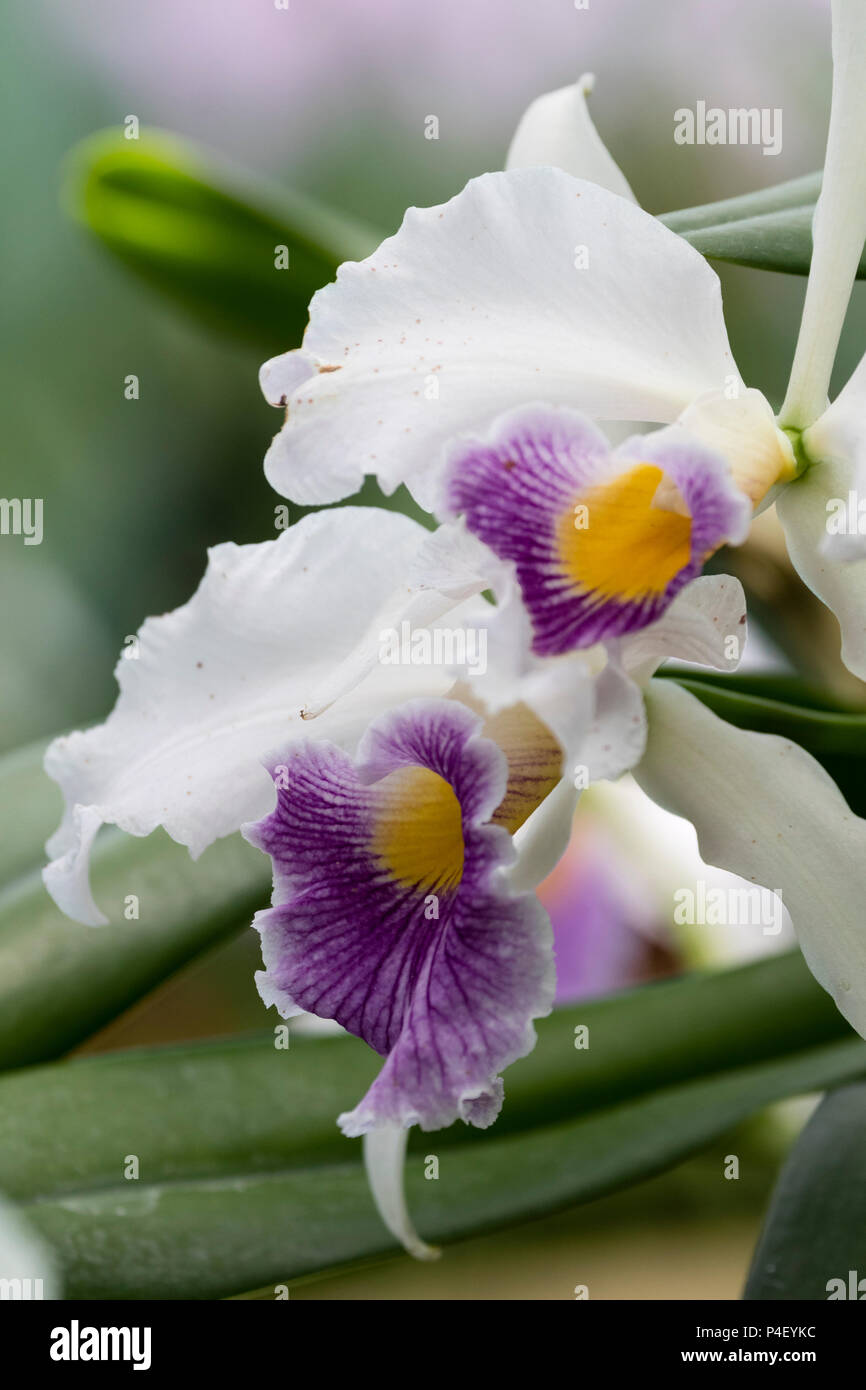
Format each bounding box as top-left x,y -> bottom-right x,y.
254,0 -> 866,1051
43,508 -> 487,926
40,512 -> 741,1011
42,496 -> 744,1258
259,2 -> 866,675
42,0 -> 866,1264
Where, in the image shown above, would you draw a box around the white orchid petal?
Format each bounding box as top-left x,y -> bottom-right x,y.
800,350 -> 866,562
362,1125 -> 440,1261
259,350 -> 318,406
509,660 -> 648,891
0,1194 -> 60,1299
780,0 -> 866,429
670,388 -> 796,509
43,805 -> 108,927
301,520 -> 492,720
449,553 -> 649,784
777,457 -> 866,679
622,574 -> 748,680
262,168 -> 739,510
581,659 -> 647,781
44,509 -> 453,925
505,73 -> 636,202
635,679 -> 866,1037
510,777 -> 580,893
450,572 -> 599,776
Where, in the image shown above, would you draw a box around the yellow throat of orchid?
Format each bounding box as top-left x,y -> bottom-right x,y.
372,766 -> 465,894
556,463 -> 693,603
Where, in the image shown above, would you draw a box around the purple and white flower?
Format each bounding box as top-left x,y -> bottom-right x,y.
251,0 -> 866,1058
40,0 -> 866,1261
443,404 -> 750,656
259,3 -> 866,681
42,508 -> 489,926
40,482 -> 747,1256
258,165 -> 794,518
245,698 -> 555,1138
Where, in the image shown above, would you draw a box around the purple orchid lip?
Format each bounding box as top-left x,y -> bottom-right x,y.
244,697 -> 555,1135
444,404 -> 751,656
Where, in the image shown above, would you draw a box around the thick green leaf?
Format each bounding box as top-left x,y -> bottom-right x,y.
0,950 -> 849,1201
0,835 -> 270,1071
13,1036 -> 865,1299
666,673 -> 866,818
675,207 -> 818,276
661,172 -> 866,277
664,668 -> 861,714
0,739 -> 271,1069
0,950 -> 860,1296
661,173 -> 822,233
0,739 -> 64,887
745,1082 -> 866,1300
65,129 -> 380,353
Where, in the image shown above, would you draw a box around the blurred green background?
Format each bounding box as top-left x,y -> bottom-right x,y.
1,0 -> 860,1297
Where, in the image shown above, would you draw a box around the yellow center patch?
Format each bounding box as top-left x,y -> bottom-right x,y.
556,463 -> 692,603
371,766 -> 465,894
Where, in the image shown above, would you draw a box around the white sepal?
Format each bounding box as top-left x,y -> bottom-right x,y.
635,679 -> 866,1038
262,169 -> 739,511
506,73 -> 636,202
44,509 -> 456,925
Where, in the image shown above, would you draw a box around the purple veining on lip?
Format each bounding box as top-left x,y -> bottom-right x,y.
244,698 -> 554,1135
444,404 -> 750,655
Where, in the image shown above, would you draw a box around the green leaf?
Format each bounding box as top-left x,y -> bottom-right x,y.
0,949 -> 849,1196
666,673 -> 866,818
1,951 -> 861,1297
0,739 -> 271,1070
8,1035 -> 864,1299
65,129 -> 381,353
660,172 -> 866,278
0,739 -> 65,887
661,173 -> 822,233
744,1081 -> 866,1300
674,207 -> 818,277
664,668 -> 860,713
